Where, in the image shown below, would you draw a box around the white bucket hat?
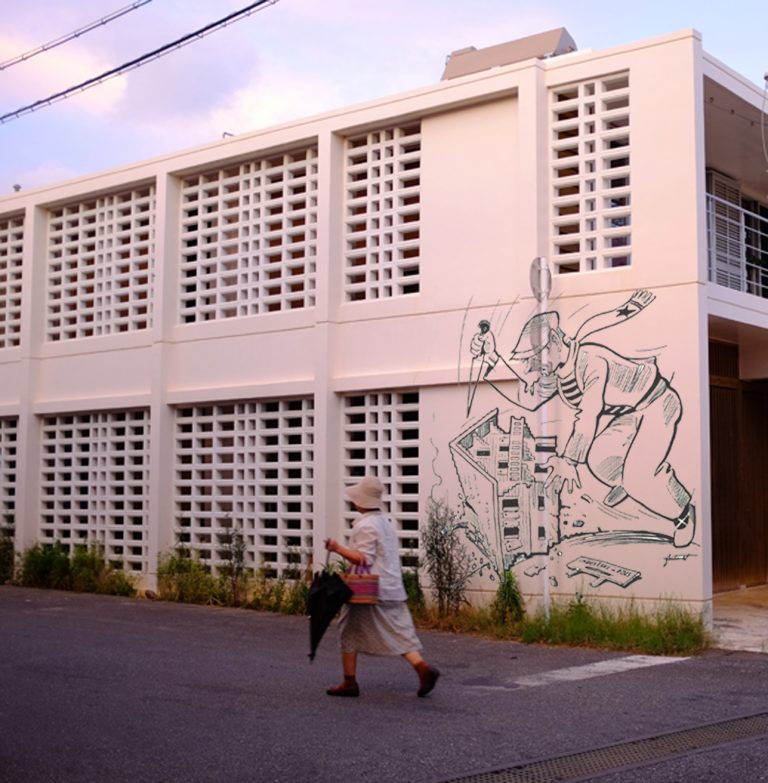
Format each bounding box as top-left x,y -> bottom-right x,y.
345,475 -> 384,510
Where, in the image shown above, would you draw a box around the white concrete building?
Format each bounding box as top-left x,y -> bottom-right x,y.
1,28 -> 766,615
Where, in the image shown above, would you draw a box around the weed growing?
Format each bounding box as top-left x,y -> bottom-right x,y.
247,569 -> 309,615
157,546 -> 219,604
492,569 -> 525,625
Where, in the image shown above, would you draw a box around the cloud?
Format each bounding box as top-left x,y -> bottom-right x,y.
5,160 -> 81,192
0,33 -> 127,117
209,70 -> 347,135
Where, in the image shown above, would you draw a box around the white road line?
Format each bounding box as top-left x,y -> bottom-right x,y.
514,654 -> 689,688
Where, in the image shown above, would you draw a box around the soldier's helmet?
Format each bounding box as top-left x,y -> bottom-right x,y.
510,312 -> 560,359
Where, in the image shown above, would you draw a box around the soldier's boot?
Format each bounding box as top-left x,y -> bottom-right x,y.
672,504 -> 696,548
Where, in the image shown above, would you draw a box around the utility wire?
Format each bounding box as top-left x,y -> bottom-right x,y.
0,0 -> 280,124
0,1 -> 154,72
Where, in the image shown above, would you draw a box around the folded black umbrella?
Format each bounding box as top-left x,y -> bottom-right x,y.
308,562 -> 352,661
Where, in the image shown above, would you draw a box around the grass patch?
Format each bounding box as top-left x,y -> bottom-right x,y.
156,545 -> 310,614
414,595 -> 709,656
414,604 -> 521,640
520,597 -> 709,655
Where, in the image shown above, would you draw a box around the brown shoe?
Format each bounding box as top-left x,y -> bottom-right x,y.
326,682 -> 360,697
417,666 -> 440,697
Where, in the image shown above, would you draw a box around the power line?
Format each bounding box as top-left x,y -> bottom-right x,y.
0,1 -> 154,72
0,0 -> 280,124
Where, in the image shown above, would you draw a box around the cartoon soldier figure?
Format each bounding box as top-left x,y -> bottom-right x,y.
469,290 -> 695,548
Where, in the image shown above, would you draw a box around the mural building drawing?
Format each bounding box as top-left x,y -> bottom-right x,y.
447,289 -> 698,597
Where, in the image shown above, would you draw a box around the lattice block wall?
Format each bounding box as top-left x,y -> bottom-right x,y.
550,72 -> 631,273
174,398 -> 314,577
40,410 -> 150,571
341,390 -> 420,566
179,148 -> 318,322
344,124 -> 421,301
46,187 -> 155,340
0,215 -> 23,349
0,417 -> 17,533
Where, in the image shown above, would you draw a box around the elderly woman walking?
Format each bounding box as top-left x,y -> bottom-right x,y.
324,475 -> 440,698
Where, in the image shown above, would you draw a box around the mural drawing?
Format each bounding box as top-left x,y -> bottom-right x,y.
449,289 -> 697,594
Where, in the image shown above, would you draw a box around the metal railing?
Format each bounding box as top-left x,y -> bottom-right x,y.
707,193 -> 768,298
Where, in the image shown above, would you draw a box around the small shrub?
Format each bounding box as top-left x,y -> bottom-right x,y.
157,546 -> 218,604
71,545 -> 106,593
20,542 -> 72,590
17,541 -> 136,596
423,497 -> 472,616
99,568 -> 137,597
0,527 -> 14,584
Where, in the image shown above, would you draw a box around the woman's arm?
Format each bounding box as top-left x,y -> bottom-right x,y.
324,538 -> 368,566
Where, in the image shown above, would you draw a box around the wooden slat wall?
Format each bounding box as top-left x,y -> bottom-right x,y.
709,341 -> 768,591
741,384 -> 768,585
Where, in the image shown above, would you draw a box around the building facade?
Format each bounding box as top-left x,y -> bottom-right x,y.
1,28 -> 767,615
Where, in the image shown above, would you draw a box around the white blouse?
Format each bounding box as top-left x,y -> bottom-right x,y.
349,510 -> 407,602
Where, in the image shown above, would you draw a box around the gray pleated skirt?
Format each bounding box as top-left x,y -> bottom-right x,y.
339,601 -> 422,656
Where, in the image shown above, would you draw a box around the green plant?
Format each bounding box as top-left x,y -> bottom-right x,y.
70,545 -> 106,593
403,564 -> 426,616
422,497 -> 472,616
99,568 -> 137,597
492,569 -> 525,625
217,522 -> 247,606
20,542 -> 72,589
280,578 -> 309,615
0,527 -> 14,584
17,541 -> 136,596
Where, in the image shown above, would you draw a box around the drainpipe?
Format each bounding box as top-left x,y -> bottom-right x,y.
530,256 -> 552,620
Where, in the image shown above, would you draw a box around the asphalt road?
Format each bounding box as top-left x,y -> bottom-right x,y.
1,586 -> 767,783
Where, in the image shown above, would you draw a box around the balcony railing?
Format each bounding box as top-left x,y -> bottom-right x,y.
707,193 -> 768,298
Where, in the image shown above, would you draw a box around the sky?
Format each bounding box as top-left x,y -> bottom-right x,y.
1,0 -> 766,196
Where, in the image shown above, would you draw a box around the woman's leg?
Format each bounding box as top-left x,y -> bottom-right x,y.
402,650 -> 440,697
327,651 -> 360,697
342,651 -> 357,677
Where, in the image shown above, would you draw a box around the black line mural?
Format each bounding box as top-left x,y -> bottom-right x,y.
450,289 -> 697,592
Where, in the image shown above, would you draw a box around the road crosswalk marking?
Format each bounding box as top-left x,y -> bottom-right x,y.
513,654 -> 688,688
